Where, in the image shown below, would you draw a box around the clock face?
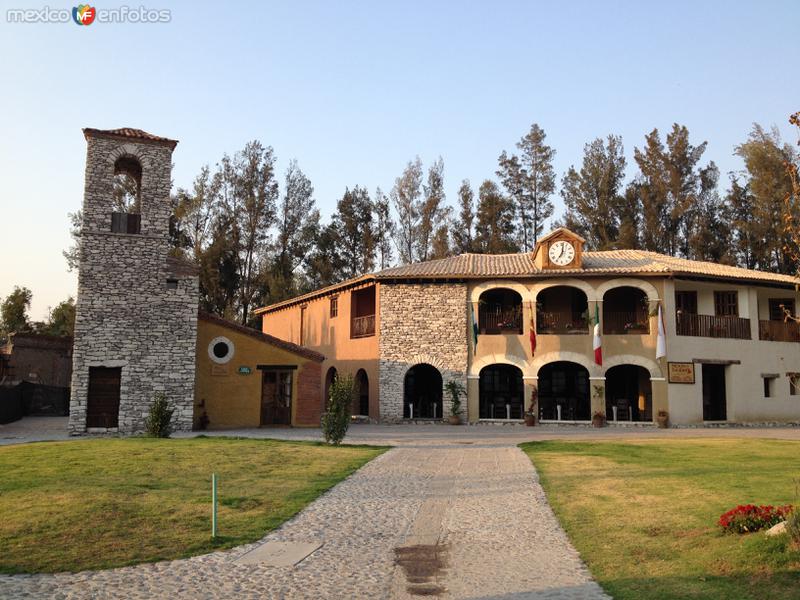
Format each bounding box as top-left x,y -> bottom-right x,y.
548,240 -> 575,266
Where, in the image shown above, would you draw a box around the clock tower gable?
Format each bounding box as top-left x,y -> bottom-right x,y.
532,228 -> 585,270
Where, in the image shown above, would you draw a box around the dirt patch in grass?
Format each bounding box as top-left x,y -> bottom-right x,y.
521,438 -> 800,600
0,437 -> 385,574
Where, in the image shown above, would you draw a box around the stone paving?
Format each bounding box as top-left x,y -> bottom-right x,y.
0,430 -> 610,600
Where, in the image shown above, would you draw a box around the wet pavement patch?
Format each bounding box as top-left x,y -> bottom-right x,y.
394,543 -> 449,596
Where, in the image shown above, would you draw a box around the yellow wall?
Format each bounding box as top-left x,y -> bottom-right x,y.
195,318 -> 315,429
260,283 -> 380,418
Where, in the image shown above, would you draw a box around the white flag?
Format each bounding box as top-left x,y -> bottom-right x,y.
656,304 -> 666,359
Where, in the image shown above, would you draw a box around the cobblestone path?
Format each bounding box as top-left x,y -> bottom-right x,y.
0,444 -> 609,599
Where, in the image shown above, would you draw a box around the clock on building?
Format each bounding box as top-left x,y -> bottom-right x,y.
548,240 -> 575,266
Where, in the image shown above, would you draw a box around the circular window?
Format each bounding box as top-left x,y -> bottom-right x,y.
208,336 -> 234,364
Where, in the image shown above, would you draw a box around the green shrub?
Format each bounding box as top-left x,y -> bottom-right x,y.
145,393 -> 174,438
445,380 -> 465,417
321,374 -> 353,445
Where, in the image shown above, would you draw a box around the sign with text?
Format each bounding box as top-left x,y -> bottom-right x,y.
238,366 -> 252,375
668,362 -> 695,384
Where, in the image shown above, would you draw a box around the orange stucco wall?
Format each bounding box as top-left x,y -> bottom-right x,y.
260,283 -> 380,418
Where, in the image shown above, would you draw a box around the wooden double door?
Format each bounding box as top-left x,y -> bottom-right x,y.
261,369 -> 293,426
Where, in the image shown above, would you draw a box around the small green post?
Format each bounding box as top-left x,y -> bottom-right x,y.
211,473 -> 218,539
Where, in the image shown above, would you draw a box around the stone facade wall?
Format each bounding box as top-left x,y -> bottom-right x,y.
378,283 -> 468,421
69,134 -> 198,434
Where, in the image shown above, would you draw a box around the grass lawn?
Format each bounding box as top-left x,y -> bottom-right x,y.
521,438 -> 800,600
0,437 -> 385,574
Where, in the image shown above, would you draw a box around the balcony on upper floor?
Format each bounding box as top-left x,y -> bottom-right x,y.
603,286 -> 650,335
478,288 -> 523,335
350,286 -> 376,339
536,286 -> 589,335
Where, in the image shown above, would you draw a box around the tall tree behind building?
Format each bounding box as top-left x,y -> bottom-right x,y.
451,179 -> 476,254
686,164 -> 733,263
474,180 -> 518,254
418,157 -> 447,261
497,123 -> 556,251
735,124 -> 799,273
215,141 -> 279,323
372,187 -> 394,269
391,157 -> 424,264
271,160 -> 319,300
633,124 -> 713,258
332,186 -> 375,279
560,135 -> 627,250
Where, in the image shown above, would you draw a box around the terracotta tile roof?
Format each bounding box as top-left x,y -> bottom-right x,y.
83,127 -> 178,149
198,311 -> 325,362
255,249 -> 798,314
374,249 -> 800,286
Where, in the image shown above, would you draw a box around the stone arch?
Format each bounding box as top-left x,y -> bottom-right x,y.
596,278 -> 660,302
531,279 -> 598,303
404,354 -> 446,375
602,354 -> 662,379
469,352 -> 529,377
470,280 -> 532,303
532,350 -> 600,378
107,143 -> 149,167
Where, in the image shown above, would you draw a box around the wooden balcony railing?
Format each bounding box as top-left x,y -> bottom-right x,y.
603,310 -> 650,335
536,312 -> 589,334
759,320 -> 800,342
676,313 -> 751,339
350,314 -> 376,338
479,304 -> 522,334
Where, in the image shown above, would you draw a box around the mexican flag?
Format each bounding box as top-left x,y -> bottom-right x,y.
529,307 -> 536,356
593,303 -> 602,365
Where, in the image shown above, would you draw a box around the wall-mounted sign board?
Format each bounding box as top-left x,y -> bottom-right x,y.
668,362 -> 695,384
238,366 -> 252,375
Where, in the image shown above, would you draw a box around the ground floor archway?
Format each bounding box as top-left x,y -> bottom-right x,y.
605,365 -> 652,422
324,366 -> 337,405
538,361 -> 590,421
404,364 -> 443,419
355,369 -> 369,416
479,364 -> 524,419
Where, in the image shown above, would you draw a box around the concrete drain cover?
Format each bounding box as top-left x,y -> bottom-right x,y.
235,541 -> 322,567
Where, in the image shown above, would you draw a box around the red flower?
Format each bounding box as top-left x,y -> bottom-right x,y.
718,504 -> 793,533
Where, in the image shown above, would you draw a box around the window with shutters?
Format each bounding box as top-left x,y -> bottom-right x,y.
330,296 -> 338,318
714,291 -> 738,317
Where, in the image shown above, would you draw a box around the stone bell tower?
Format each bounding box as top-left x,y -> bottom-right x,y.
69,128 -> 199,434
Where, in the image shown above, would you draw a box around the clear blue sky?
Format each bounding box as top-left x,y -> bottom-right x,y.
1,0 -> 798,319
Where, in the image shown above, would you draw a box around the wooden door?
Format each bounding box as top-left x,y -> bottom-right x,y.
702,364 -> 727,421
86,367 -> 121,428
261,370 -> 292,426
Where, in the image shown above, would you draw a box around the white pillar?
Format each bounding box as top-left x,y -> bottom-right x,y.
506,404 -> 511,420
557,405 -> 562,421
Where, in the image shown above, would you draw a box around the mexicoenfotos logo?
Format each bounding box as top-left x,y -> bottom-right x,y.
6,5 -> 171,24
72,5 -> 96,25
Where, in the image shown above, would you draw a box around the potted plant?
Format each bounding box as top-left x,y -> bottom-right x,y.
445,380 -> 465,425
656,409 -> 670,428
592,411 -> 606,428
524,386 -> 538,426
